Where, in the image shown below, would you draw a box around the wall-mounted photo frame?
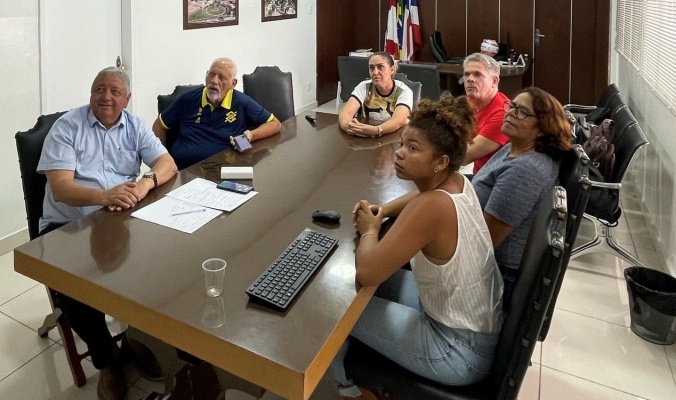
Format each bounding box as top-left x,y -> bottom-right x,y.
184,0 -> 239,30
262,0 -> 297,22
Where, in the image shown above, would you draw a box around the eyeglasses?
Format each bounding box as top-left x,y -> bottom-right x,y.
503,101 -> 537,120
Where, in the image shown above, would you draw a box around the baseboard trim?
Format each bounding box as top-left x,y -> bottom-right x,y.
296,101 -> 319,115
0,228 -> 29,256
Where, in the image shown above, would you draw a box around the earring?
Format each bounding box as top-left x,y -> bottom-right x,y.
434,167 -> 439,173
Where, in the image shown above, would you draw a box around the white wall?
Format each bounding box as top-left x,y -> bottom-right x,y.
125,0 -> 317,125
615,58 -> 676,276
607,1 -> 676,276
40,0 -> 121,114
0,2 -> 40,253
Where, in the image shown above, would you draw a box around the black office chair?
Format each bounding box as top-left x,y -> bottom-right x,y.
157,84 -> 202,152
337,55 -> 370,103
428,31 -> 464,65
564,83 -> 620,115
242,66 -> 295,122
15,111 -> 90,387
608,92 -> 626,115
397,62 -> 442,100
429,31 -> 448,64
539,145 -> 592,341
611,105 -> 638,135
572,120 -> 649,268
393,72 -> 421,106
344,187 -> 567,400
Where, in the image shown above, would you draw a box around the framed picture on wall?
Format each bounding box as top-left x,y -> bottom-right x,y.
262,0 -> 297,22
184,0 -> 239,30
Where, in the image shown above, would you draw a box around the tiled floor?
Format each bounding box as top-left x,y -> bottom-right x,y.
1,102 -> 675,399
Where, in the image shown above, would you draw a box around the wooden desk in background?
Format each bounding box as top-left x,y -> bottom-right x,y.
14,114 -> 414,400
405,60 -> 530,99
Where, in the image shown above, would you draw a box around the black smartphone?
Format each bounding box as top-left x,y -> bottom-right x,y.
232,134 -> 252,152
216,180 -> 254,194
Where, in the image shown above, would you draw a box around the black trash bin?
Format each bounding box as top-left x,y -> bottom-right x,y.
624,267 -> 676,345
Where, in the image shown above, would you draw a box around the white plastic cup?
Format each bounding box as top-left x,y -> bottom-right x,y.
202,258 -> 227,297
202,296 -> 226,328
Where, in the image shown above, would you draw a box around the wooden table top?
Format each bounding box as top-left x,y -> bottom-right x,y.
14,113 -> 415,400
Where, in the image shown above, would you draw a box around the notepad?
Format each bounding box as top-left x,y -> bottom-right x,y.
166,178 -> 257,212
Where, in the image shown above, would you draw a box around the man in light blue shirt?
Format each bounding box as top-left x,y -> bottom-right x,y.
37,66 -> 177,400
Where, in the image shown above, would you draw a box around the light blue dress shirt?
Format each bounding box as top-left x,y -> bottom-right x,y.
37,105 -> 167,232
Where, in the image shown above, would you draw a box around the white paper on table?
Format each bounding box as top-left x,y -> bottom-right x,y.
131,196 -> 222,234
165,177 -> 257,212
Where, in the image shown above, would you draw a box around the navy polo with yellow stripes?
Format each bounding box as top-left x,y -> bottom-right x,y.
159,85 -> 274,169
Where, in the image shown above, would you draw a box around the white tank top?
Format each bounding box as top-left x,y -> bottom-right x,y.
410,177 -> 503,333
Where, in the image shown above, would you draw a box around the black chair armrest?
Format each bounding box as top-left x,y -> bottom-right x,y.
564,104 -> 596,114
589,180 -> 622,190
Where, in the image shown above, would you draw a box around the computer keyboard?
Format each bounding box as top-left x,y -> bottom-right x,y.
246,228 -> 338,311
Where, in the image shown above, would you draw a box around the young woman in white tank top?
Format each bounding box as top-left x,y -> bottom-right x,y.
330,96 -> 504,399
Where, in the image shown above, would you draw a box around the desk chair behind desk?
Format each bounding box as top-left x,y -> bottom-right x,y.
429,30 -> 465,65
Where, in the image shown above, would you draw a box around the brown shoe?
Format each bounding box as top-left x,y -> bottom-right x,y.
97,367 -> 127,400
121,335 -> 164,381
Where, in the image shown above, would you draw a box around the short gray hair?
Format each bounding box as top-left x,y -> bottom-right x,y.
212,57 -> 238,78
93,67 -> 130,93
463,53 -> 500,77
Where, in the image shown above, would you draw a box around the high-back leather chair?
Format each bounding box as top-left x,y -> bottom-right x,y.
429,32 -> 447,64
393,72 -> 421,107
344,186 -> 567,400
15,111 -> 91,387
611,105 -> 638,135
430,31 -> 450,63
598,83 -> 620,109
242,66 -> 295,122
608,92 -> 626,115
157,84 -> 202,153
539,145 -> 592,341
572,120 -> 649,268
428,31 -> 465,64
397,62 -> 442,100
565,83 -> 622,126
337,56 -> 370,103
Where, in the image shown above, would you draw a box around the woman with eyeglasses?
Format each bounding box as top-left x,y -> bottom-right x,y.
472,87 -> 572,302
338,52 -> 413,138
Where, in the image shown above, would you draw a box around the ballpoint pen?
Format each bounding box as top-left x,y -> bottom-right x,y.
171,209 -> 207,216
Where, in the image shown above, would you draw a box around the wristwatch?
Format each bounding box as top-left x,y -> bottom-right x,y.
376,125 -> 383,137
143,170 -> 157,188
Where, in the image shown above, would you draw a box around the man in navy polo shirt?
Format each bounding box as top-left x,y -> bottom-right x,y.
152,57 -> 282,169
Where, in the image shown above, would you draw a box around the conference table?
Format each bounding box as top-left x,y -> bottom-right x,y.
13,113 -> 414,400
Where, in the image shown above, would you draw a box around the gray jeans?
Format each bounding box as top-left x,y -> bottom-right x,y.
329,269 -> 500,397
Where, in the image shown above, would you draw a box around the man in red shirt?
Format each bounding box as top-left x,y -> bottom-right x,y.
462,53 -> 510,174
